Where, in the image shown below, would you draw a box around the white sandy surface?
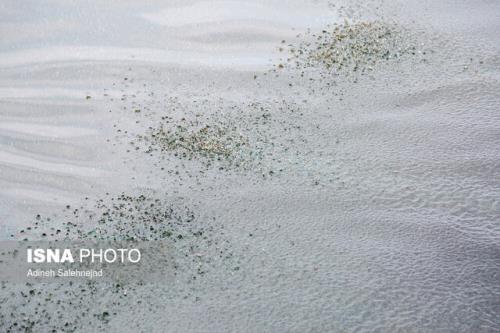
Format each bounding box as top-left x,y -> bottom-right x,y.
0,0 -> 499,332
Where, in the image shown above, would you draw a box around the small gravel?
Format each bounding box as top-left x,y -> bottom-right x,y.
276,20 -> 425,78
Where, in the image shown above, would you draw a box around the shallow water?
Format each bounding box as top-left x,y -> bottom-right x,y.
0,0 -> 499,332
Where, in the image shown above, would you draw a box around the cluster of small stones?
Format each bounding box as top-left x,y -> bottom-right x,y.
275,21 -> 422,78
66,193 -> 199,242
130,99 -> 306,178
13,195 -> 196,242
146,121 -> 252,169
1,193 -> 237,332
64,193 -> 238,281
0,280 -> 122,333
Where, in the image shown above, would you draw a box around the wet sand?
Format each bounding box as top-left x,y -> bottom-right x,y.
0,0 -> 499,332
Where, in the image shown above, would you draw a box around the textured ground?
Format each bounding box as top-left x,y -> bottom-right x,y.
0,0 -> 499,332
